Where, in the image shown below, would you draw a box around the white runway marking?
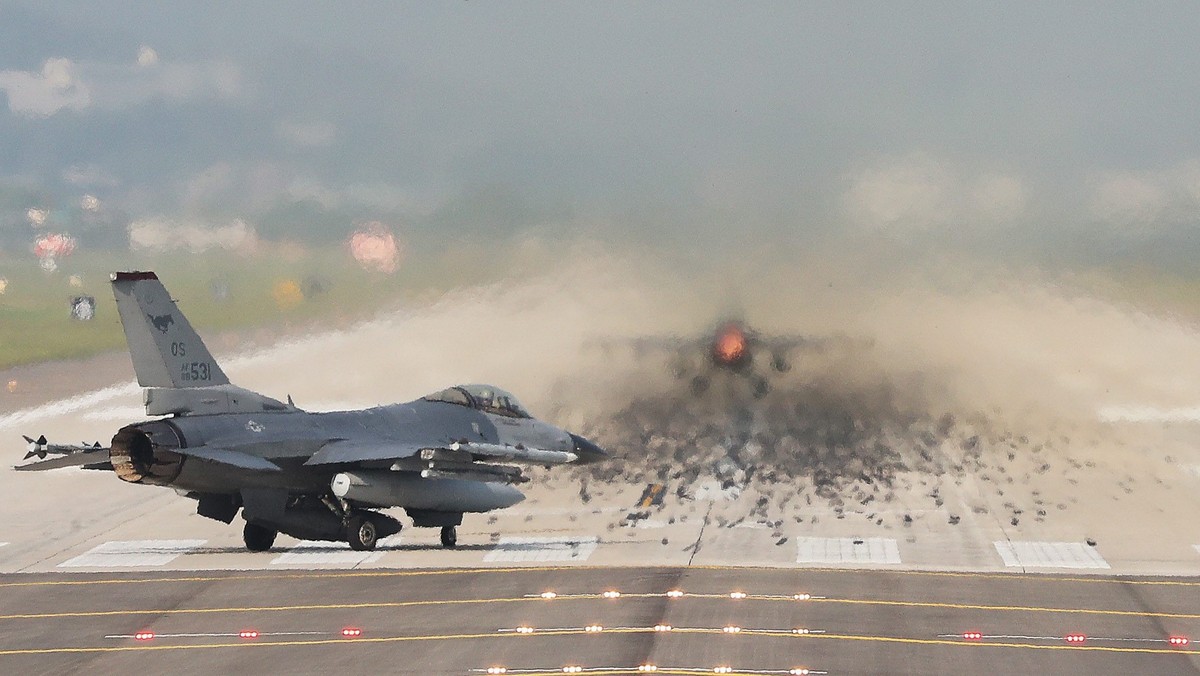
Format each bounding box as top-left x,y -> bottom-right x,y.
270,536 -> 402,567
795,537 -> 902,564
1193,545 -> 1200,558
483,536 -> 599,563
59,539 -> 207,567
994,541 -> 1110,569
0,542 -> 8,549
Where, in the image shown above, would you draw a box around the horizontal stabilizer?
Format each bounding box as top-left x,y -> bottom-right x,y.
179,446 -> 281,472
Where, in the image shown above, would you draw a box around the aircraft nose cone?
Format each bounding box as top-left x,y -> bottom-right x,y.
570,433 -> 610,464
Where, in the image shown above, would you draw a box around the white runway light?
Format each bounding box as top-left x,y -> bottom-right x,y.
59,540 -> 206,567
795,537 -> 901,564
483,536 -> 599,563
993,541 -> 1110,569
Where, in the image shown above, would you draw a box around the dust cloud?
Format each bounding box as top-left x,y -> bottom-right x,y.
274,237 -> 1200,524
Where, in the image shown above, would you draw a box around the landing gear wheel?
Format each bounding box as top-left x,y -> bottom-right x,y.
346,515 -> 378,551
440,525 -> 458,549
752,377 -> 770,399
690,376 -> 710,396
243,522 -> 277,552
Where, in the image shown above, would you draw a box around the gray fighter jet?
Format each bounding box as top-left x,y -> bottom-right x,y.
614,315 -> 867,398
17,272 -> 608,551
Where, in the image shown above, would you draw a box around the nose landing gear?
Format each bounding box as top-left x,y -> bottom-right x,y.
440,525 -> 457,548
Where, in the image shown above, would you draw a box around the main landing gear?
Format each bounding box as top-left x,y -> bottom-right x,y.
346,514 -> 379,551
440,526 -> 457,549
243,522 -> 278,552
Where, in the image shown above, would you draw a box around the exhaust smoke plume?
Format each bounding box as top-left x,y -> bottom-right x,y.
360,238 -> 1200,527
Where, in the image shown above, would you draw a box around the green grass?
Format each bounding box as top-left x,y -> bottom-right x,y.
1067,265 -> 1200,323
0,243 -> 526,370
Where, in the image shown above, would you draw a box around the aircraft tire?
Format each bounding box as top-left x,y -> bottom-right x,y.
690,376 -> 709,396
347,515 -> 378,551
243,522 -> 277,552
440,526 -> 457,549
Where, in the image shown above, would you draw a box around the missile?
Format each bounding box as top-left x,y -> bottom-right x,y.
448,441 -> 577,465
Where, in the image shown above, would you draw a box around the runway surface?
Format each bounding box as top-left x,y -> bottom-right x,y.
6,283 -> 1200,675
2,566 -> 1199,675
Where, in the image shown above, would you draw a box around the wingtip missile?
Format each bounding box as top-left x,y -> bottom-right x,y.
20,435 -> 106,461
22,434 -> 47,460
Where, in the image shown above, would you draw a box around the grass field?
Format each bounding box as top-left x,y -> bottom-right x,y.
4,241 -> 1200,372
0,242 -> 523,371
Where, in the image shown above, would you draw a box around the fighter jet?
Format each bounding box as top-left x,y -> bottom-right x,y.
618,314 -> 864,398
16,272 -> 608,552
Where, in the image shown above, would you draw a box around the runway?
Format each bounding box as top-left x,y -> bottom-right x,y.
2,566 -> 1199,675
6,278 -> 1200,675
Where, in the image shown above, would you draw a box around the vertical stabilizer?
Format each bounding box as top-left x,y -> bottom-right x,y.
111,272 -> 230,389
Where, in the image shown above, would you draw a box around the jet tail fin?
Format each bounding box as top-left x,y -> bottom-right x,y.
111,272 -> 230,389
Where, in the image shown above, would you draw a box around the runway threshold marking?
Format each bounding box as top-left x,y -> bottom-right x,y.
994,541 -> 1110,569
6,591 -> 1200,622
58,540 -> 208,568
0,627 -> 1194,658
795,537 -> 901,564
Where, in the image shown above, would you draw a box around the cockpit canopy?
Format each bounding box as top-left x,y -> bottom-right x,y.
422,384 -> 532,419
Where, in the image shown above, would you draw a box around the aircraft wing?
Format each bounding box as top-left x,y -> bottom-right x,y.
304,440 -> 424,466
759,333 -> 872,353
304,440 -> 578,467
589,334 -> 694,357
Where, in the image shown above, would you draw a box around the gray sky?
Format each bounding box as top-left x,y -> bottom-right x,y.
2,2 -> 1200,264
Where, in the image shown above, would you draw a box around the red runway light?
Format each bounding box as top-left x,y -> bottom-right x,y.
1065,633 -> 1087,643
134,631 -> 155,641
1169,636 -> 1190,647
962,631 -> 983,641
239,630 -> 259,639
341,627 -> 363,638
